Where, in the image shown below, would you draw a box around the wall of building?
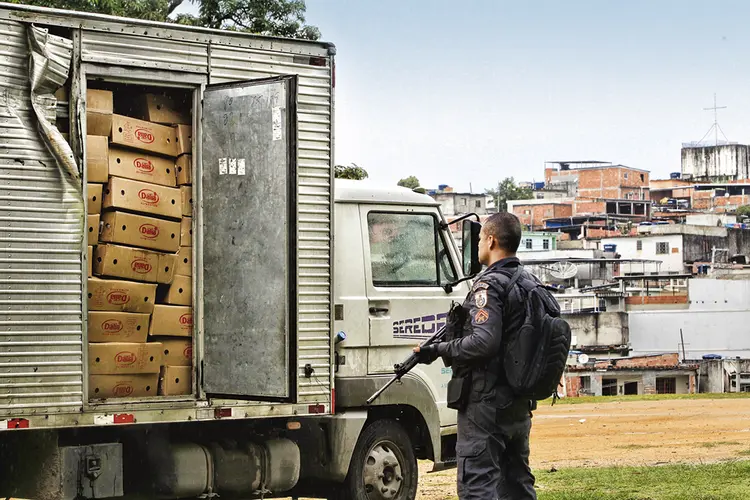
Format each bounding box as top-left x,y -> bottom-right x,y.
567,311 -> 629,349
566,371 -> 693,397
512,202 -> 572,230
518,232 -> 557,252
601,233 -> 684,273
434,193 -> 488,216
629,279 -> 750,358
681,144 -> 750,181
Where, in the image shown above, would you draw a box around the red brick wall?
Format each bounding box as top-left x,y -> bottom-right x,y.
573,199 -> 606,214
512,203 -> 572,230
565,375 -> 582,397
625,295 -> 689,305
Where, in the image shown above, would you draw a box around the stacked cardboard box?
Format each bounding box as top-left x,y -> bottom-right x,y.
87,89 -> 193,399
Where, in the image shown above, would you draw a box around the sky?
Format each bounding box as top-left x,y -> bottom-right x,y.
177,1 -> 750,192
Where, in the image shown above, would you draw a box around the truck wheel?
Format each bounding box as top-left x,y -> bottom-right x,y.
336,419 -> 418,500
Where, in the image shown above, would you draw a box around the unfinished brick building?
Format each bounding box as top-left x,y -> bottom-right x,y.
545,161 -> 650,200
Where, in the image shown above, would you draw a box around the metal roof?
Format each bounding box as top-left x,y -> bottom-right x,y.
334,180 -> 439,206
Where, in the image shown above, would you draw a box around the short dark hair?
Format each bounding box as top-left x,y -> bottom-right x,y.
483,212 -> 522,253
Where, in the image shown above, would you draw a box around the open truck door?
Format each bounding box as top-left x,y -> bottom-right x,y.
200,76 -> 298,401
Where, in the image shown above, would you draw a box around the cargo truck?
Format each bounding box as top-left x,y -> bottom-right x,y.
0,3 -> 478,499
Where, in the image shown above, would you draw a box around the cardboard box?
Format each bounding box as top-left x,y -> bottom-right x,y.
86,135 -> 109,183
94,244 -> 177,284
153,337 -> 192,366
88,311 -> 150,343
89,342 -> 163,374
87,89 -> 113,136
89,373 -> 159,399
180,186 -> 192,217
88,278 -> 157,313
100,211 -> 180,253
134,93 -> 191,125
111,114 -> 179,157
87,214 -> 100,244
176,154 -> 191,185
162,274 -> 191,306
88,245 -> 93,278
180,217 -> 192,247
175,246 -> 192,276
88,183 -> 103,214
55,86 -> 69,102
173,125 -> 192,156
159,365 -> 192,396
103,176 -> 182,220
149,305 -> 192,337
109,147 -> 177,187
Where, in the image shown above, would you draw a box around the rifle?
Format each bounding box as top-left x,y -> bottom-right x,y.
366,325 -> 447,405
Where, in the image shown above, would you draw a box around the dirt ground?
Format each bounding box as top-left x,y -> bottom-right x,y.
416,398 -> 750,499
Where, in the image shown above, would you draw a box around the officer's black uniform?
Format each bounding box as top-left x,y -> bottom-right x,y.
435,256 -> 537,500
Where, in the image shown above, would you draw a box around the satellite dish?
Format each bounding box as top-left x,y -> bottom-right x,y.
577,353 -> 589,364
549,261 -> 579,280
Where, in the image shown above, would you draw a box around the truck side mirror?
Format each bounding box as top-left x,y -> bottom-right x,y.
462,220 -> 481,277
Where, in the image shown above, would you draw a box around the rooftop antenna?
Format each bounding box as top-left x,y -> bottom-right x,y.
698,93 -> 728,146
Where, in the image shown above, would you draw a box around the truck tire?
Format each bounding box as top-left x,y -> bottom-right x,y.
333,419 -> 418,500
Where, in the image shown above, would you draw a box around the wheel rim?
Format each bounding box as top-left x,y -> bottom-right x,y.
361,439 -> 405,499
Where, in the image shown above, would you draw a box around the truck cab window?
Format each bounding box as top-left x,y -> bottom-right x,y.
368,212 -> 456,286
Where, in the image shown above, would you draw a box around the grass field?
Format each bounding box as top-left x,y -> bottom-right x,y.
538,392 -> 750,406
535,460 -> 750,500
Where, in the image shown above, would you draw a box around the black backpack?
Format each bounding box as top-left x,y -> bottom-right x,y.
498,266 -> 571,401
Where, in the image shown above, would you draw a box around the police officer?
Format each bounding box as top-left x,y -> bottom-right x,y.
414,212 -> 537,500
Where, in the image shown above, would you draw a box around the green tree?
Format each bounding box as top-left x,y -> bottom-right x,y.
485,177 -> 533,212
8,0 -> 320,39
397,176 -> 420,189
334,163 -> 368,180
737,205 -> 750,218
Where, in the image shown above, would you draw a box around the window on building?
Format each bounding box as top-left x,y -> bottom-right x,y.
624,172 -> 629,180
640,174 -> 645,182
656,377 -> 676,394
543,239 -> 550,250
524,210 -> 531,215
602,378 -> 618,396
636,240 -> 643,251
525,239 -> 533,250
367,212 -> 456,287
461,197 -> 468,205
475,200 -> 481,208
624,381 -> 638,395
656,242 -> 670,254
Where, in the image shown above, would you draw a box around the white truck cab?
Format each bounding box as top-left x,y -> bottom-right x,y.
327,180 -> 473,498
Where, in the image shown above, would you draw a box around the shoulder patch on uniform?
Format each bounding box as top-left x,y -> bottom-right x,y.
474,308 -> 489,324
474,289 -> 488,308
472,281 -> 490,291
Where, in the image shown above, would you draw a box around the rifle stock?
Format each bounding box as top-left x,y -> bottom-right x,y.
366,325 -> 447,405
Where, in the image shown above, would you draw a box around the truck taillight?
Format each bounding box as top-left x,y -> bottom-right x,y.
308,404 -> 325,414
4,418 -> 29,429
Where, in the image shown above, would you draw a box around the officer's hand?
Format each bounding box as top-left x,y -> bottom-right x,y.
413,344 -> 439,365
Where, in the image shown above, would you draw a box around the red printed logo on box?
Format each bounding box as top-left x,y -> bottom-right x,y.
179,313 -> 193,326
115,351 -> 137,365
102,319 -> 123,333
134,158 -> 154,173
184,345 -> 193,359
131,259 -> 153,274
135,128 -> 155,144
138,189 -> 160,205
113,384 -> 134,397
107,291 -> 131,305
139,224 -> 159,239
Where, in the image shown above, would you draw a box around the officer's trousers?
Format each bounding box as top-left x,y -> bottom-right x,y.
455,399 -> 536,500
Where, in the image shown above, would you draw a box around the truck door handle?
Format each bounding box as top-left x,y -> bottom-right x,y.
369,307 -> 389,314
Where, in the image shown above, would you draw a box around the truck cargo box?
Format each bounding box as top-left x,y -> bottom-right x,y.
0,2 -> 334,429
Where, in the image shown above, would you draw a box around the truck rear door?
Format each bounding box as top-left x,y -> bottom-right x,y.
200,76 -> 298,401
